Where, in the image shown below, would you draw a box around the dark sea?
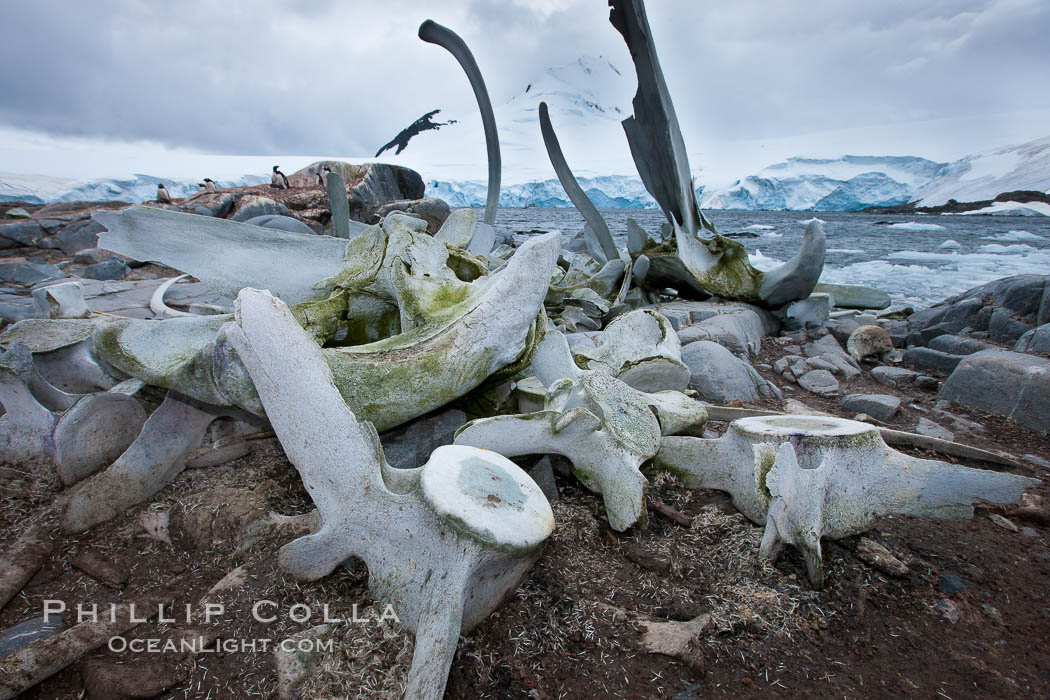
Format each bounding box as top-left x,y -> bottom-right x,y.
495,208 -> 1050,308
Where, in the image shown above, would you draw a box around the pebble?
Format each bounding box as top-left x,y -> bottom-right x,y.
934,598 -> 961,624
938,572 -> 966,594
1024,454 -> 1050,469
915,417 -> 954,441
1021,527 -> 1040,538
988,513 -> 1019,533
798,369 -> 839,394
855,537 -> 908,577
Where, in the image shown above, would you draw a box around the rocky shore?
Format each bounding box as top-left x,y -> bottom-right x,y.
1,174 -> 1048,698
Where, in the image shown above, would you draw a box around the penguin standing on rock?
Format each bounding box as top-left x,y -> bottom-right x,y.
317,165 -> 332,189
203,178 -> 217,191
271,165 -> 289,189
156,183 -> 172,204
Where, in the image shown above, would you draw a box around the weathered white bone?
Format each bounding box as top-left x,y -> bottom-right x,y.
89,230 -> 559,432
611,0 -> 825,307
150,274 -> 195,318
654,415 -> 1039,587
434,208 -> 477,249
61,391 -> 252,533
539,101 -> 618,263
572,309 -> 689,392
0,344 -> 145,484
31,282 -> 90,319
457,331 -> 706,530
226,287 -> 553,699
95,206 -> 350,304
419,20 -> 500,233
0,522 -> 53,611
0,588 -> 180,700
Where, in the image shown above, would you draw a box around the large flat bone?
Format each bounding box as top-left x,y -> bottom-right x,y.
95,206 -> 349,304
654,415 -> 1039,587
227,287 -> 553,699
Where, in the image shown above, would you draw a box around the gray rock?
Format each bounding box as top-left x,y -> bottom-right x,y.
242,214 -> 316,235
3,207 -> 31,219
797,369 -> 839,394
230,195 -> 291,222
527,456 -> 560,503
375,197 -> 452,234
379,408 -> 468,469
902,274 -> 1050,343
827,316 -> 863,344
840,394 -> 900,421
184,192 -> 236,218
0,615 -> 67,658
802,334 -> 861,379
870,365 -> 919,389
813,282 -> 891,310
82,257 -> 128,281
902,347 -> 964,375
681,341 -> 781,403
0,220 -> 45,246
927,334 -> 998,356
940,350 -> 1050,432
938,573 -> 966,594
1015,324 -> 1050,355
72,247 -> 113,265
915,417 -> 954,441
915,375 -> 939,390
988,307 -> 1033,345
56,219 -> 105,254
777,293 -> 832,331
0,261 -> 65,285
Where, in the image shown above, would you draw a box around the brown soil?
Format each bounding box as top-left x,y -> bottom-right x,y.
2,332 -> 1049,699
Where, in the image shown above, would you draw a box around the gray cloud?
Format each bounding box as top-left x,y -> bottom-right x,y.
1,0 -> 1047,157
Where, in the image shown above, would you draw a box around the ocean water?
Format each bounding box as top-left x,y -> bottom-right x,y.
496,208 -> 1050,309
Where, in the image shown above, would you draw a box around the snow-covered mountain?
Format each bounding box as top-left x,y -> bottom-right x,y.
2,51 -> 1048,211
0,172 -> 266,204
910,136 -> 1050,207
699,155 -> 946,211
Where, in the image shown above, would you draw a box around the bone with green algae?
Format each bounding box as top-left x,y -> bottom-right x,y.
571,308 -> 689,392
653,414 -> 1040,587
456,330 -> 707,531
226,287 -> 554,700
86,228 -> 559,433
610,0 -> 825,308
0,343 -> 146,486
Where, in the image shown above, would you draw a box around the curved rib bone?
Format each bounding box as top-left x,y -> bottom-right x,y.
610,0 -> 825,307
419,20 -> 500,231
150,274 -> 194,319
654,415 -> 1039,587
457,330 -> 707,530
539,102 -> 618,263
227,287 -> 553,699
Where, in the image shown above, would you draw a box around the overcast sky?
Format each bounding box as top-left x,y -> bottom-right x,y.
2,0 -> 1049,167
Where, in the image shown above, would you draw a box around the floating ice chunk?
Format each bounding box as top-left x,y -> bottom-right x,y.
938,239 -> 961,250
985,230 -> 1045,242
976,243 -> 1036,254
827,248 -> 864,254
960,201 -> 1050,217
745,224 -> 776,231
888,222 -> 946,231
747,249 -> 783,272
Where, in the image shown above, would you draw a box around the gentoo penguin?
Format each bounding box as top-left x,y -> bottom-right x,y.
271,165 -> 289,189
318,165 -> 332,189
156,183 -> 172,204
203,178 -> 217,191
198,182 -> 207,190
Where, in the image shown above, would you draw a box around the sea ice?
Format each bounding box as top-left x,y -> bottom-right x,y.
888,222 -> 946,232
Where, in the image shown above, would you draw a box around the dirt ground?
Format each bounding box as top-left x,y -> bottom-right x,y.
3,335 -> 1048,699
2,231 -> 1049,699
